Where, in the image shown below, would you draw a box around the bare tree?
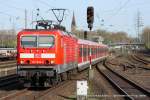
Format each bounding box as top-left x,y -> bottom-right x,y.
0,29 -> 16,48
141,27 -> 150,49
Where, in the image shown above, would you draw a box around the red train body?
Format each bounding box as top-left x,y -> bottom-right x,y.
17,29 -> 108,86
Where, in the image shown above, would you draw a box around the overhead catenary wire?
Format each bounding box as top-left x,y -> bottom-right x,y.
0,11 -> 20,30
0,0 -> 24,12
106,0 -> 131,21
96,0 -> 131,24
96,0 -> 132,32
32,0 -> 58,19
0,11 -> 16,18
36,0 -> 56,8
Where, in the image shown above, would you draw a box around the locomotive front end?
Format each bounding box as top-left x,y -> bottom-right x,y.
17,30 -> 58,86
18,35 -> 55,65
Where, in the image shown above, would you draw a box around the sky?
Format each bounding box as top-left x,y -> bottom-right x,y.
0,0 -> 150,37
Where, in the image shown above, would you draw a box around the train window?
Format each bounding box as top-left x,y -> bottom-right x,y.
92,48 -> 94,55
93,48 -> 95,54
88,48 -> 90,55
79,48 -> 82,57
96,48 -> 97,55
38,36 -> 54,47
83,48 -> 87,56
21,36 -> 37,47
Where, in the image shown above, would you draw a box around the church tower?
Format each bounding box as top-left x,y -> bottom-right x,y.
71,12 -> 76,32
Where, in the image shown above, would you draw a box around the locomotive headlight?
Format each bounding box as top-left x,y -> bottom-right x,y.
20,60 -> 24,64
51,60 -> 55,64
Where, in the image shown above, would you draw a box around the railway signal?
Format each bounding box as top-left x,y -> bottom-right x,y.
87,7 -> 95,95
87,6 -> 94,30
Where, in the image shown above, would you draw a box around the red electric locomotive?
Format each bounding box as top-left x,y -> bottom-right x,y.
17,20 -> 108,87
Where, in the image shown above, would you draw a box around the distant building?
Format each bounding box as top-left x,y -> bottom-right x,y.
92,36 -> 104,44
71,12 -> 76,32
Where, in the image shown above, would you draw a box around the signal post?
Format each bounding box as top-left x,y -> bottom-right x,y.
87,6 -> 94,96
77,6 -> 95,100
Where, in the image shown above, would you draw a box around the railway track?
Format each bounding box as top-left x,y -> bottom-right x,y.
31,80 -> 73,100
0,74 -> 18,87
127,54 -> 150,70
96,60 -> 150,100
0,63 -> 16,69
0,56 -> 16,61
143,54 -> 150,57
0,60 -> 16,65
111,54 -> 150,71
0,89 -> 28,100
119,61 -> 150,71
0,68 -> 88,100
0,78 -> 71,100
0,60 -> 17,77
0,60 -> 16,68
0,74 -> 26,100
131,55 -> 150,65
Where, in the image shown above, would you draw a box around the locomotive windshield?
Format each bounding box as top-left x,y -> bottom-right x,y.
21,35 -> 54,48
21,36 -> 37,47
38,36 -> 54,47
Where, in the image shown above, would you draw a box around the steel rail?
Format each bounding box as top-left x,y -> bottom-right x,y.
132,55 -> 150,64
0,74 -> 18,87
96,60 -> 150,100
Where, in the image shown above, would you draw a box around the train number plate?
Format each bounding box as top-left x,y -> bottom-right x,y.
34,54 -> 41,58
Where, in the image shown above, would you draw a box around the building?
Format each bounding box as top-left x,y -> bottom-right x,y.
71,12 -> 76,32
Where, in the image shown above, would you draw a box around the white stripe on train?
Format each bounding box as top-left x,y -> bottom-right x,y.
20,53 -> 56,58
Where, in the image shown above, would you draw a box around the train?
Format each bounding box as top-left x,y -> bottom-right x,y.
0,48 -> 16,60
17,21 -> 109,87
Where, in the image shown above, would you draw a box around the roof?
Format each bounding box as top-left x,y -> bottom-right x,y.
78,39 -> 107,47
71,12 -> 76,27
17,29 -> 77,39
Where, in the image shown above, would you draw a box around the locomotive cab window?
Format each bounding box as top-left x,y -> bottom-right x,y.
21,36 -> 37,47
38,36 -> 54,47
21,35 -> 54,48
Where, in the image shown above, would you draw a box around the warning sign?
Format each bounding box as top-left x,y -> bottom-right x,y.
77,81 -> 88,96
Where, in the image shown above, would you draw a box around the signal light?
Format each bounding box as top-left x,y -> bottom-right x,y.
87,6 -> 94,23
87,6 -> 94,30
51,60 -> 54,64
20,60 -> 24,64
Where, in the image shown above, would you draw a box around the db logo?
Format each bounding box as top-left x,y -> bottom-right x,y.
34,54 -> 41,58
